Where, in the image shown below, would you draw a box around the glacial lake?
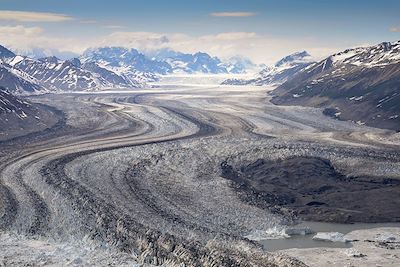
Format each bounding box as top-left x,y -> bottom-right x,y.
260,221 -> 400,251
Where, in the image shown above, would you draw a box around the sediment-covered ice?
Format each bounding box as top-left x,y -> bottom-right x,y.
1,77 -> 399,265
0,233 -> 140,266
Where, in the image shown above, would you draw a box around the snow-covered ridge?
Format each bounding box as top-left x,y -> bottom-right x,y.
323,41 -> 400,69
302,40 -> 400,80
81,47 -> 171,77
222,51 -> 315,86
0,62 -> 44,95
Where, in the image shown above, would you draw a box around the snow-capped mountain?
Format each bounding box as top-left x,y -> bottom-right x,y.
81,47 -> 171,81
320,41 -> 400,69
222,51 -> 314,86
84,47 -> 252,75
149,49 -> 252,74
272,41 -> 400,131
0,46 -> 44,94
258,51 -> 314,85
1,44 -> 258,94
81,61 -> 141,88
275,51 -> 312,68
0,45 -> 145,94
152,49 -> 231,74
12,56 -> 115,91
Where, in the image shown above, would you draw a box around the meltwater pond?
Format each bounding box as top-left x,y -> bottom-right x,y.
259,221 -> 400,252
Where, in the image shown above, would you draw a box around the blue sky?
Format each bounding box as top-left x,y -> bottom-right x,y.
0,0 -> 399,64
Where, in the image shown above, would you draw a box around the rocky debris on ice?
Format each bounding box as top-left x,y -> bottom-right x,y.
0,233 -> 140,267
375,232 -> 398,243
344,248 -> 366,258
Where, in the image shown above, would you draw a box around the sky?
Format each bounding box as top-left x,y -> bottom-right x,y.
0,0 -> 399,64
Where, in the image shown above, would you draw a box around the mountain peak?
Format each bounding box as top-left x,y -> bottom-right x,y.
38,56 -> 60,64
193,52 -> 213,60
275,51 -> 311,67
66,58 -> 82,68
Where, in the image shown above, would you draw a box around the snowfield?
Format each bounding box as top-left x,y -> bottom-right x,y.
0,76 -> 399,266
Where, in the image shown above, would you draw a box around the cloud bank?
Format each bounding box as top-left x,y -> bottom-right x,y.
389,26 -> 400,32
210,12 -> 257,17
0,10 -> 74,22
0,25 -> 346,65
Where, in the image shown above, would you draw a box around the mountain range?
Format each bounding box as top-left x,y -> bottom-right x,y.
1,41 -> 399,131
272,41 -> 400,131
220,41 -> 400,131
0,45 -> 250,94
149,49 -> 253,74
0,45 -> 143,94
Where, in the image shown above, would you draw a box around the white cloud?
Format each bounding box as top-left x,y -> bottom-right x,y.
80,20 -> 97,24
0,25 -> 43,36
94,31 -> 170,50
0,25 -> 347,64
0,25 -> 81,56
202,32 -> 257,41
89,31 -> 344,64
210,12 -> 257,17
103,25 -> 126,29
0,10 -> 74,22
389,26 -> 400,32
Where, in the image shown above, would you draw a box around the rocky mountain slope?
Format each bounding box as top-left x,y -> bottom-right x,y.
272,41 -> 400,131
222,51 -> 314,86
0,45 -> 44,94
0,63 -> 43,94
0,87 -> 59,141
